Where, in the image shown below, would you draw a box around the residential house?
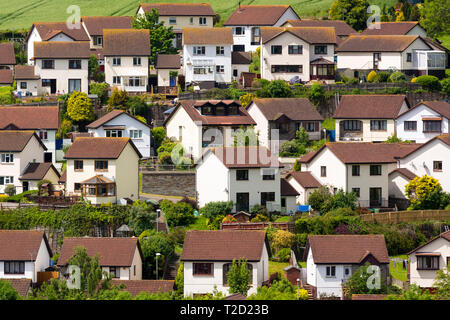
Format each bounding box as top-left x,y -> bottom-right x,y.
0,106 -> 60,163
280,177 -> 299,215
361,21 -> 427,37
246,98 -> 324,151
395,100 -> 450,143
284,171 -> 322,205
333,95 -> 410,142
224,5 -> 300,52
305,235 -> 390,299
14,65 -> 41,96
260,27 -> 337,83
26,22 -> 90,65
111,279 -> 174,296
0,42 -> 16,70
19,162 -> 61,192
137,3 -> 216,51
86,109 -> 152,158
408,230 -> 450,289
231,51 -> 252,83
0,69 -> 13,87
57,237 -> 143,280
0,230 -> 52,283
336,35 -> 446,79
182,27 -> 233,89
103,29 -> 150,93
33,41 -> 90,94
195,146 -> 282,212
155,54 -> 181,95
63,137 -> 142,204
164,100 -> 256,160
387,168 -> 418,202
0,131 -> 47,194
282,19 -> 356,43
181,230 -> 270,297
298,142 -> 421,208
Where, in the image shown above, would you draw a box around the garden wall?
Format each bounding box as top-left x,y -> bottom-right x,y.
141,171 -> 196,198
360,210 -> 450,224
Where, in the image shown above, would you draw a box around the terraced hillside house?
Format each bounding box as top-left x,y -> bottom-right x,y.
19,162 -> 61,193
137,3 -> 216,51
14,65 -> 41,96
181,230 -> 270,297
103,29 -> 150,93
0,42 -> 16,70
282,19 -> 356,44
224,5 -> 299,53
182,27 -> 233,89
333,95 -> 410,142
33,41 -> 90,94
0,131 -> 47,194
0,230 -> 52,283
63,137 -> 142,204
164,100 -> 256,160
231,51 -> 252,83
0,105 -> 60,163
57,237 -> 143,280
155,54 -> 181,95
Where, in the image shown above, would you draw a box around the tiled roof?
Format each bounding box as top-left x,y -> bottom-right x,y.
14,65 -> 40,80
0,42 -> 16,65
0,230 -> 52,260
0,131 -> 46,152
103,29 -> 150,56
0,69 -> 13,84
408,230 -> 450,254
307,235 -> 389,264
285,19 -> 356,36
361,22 -> 420,35
81,16 -> 132,36
155,54 -> 181,69
80,175 -> 114,184
333,95 -> 408,119
57,237 -> 141,267
58,170 -> 67,183
232,51 -> 252,65
286,171 -> 322,188
20,162 -> 60,181
224,5 -> 295,26
281,177 -> 299,196
29,22 -> 90,41
398,100 -> 450,120
336,35 -> 428,52
87,109 -> 150,129
4,279 -> 32,297
183,27 -> 233,45
204,146 -> 281,169
34,41 -> 91,59
0,106 -> 59,130
225,293 -> 247,300
398,134 -> 450,159
249,98 -> 323,121
261,27 -> 336,44
388,168 -> 417,180
139,3 -> 215,16
64,137 -> 142,159
111,280 -> 174,296
181,230 -> 269,262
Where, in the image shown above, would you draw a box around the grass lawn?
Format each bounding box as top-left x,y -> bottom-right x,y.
269,260 -> 290,276
390,255 -> 409,282
186,215 -> 209,230
274,216 -> 291,222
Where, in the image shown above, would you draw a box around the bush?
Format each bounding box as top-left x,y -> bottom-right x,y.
415,75 -> 442,92
373,72 -> 390,83
206,214 -> 225,230
4,185 -> 15,197
252,78 -> 270,88
159,199 -> 195,227
411,77 -> 417,83
267,80 -> 293,98
200,201 -> 233,219
222,214 -> 237,224
89,82 -> 109,105
293,159 -> 302,172
441,78 -> 450,96
389,71 -> 406,82
108,88 -> 129,109
250,205 -> 269,218
367,71 -> 377,82
277,248 -> 291,262
0,194 -> 9,202
307,83 -> 326,106
279,140 -> 306,157
251,214 -> 270,222
272,230 -> 296,253
66,91 -> 94,124
0,86 -> 15,105
151,127 -> 166,151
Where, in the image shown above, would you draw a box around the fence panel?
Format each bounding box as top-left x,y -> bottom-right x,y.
360,210 -> 450,224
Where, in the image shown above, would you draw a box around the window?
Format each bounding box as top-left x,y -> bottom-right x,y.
134,265 -> 136,276
109,267 -> 120,278
194,67 -> 209,74
199,17 -> 207,25
193,46 -> 206,55
169,17 -> 177,24
370,120 -> 387,131
216,46 -> 224,55
261,192 -> 275,207
236,169 -> 248,181
423,120 -> 441,132
94,36 -> 103,46
271,45 -> 282,55
288,45 -> 303,54
234,27 -> 245,35
112,57 -> 121,66
321,166 -> 326,177
305,122 -> 317,132
343,120 -> 361,131
74,183 -> 81,191
193,263 -> 213,275
74,160 -> 83,171
4,261 -> 25,274
128,77 -> 142,87
417,256 -> 439,270
370,165 -> 382,176
20,82 -> 27,89
113,76 -> 121,84
404,121 -> 417,131
0,176 -> 13,185
189,17 -> 194,24
271,65 -> 302,73
407,53 -> 412,62
352,188 -> 360,197
133,57 -> 142,66
216,65 -> 224,74
95,160 -> 108,171
352,165 -> 360,176
223,263 -> 253,285
373,53 -> 381,61
262,169 -> 275,180
68,60 -> 81,69
233,69 -> 238,77
326,265 -> 336,277
1,153 -> 13,163
314,46 -> 327,54
433,161 -> 442,172
42,60 -> 54,69
106,130 -> 122,137
130,130 -> 142,139
68,79 -> 81,93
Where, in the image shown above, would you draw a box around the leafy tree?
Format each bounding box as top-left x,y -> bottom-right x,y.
329,0 -> 370,31
308,186 -> 332,211
108,88 -> 129,110
30,278 -> 84,300
88,54 -> 103,82
280,140 -> 306,157
386,284 -> 434,300
271,230 -> 296,253
227,258 -> 251,296
405,175 -> 449,210
441,78 -> 450,97
139,229 -> 175,279
267,80 -> 293,98
0,279 -> 19,300
127,95 -> 148,117
128,201 -> 156,236
307,83 -> 326,106
160,199 -> 195,227
321,189 -> 358,213
419,0 -> 450,38
175,262 -> 184,297
66,91 -> 94,129
345,262 -> 387,295
293,159 -> 302,171
409,5 -> 420,21
151,127 -> 166,151
89,82 -> 109,105
434,266 -> 450,300
388,71 -> 406,83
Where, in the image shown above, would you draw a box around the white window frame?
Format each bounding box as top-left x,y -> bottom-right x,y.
129,129 -> 143,139
112,57 -> 121,66
113,76 -> 121,84
1,153 -> 14,163
216,65 -> 225,74
39,131 -> 48,140
106,130 -> 123,137
216,46 -> 225,55
193,46 -> 206,56
326,265 -> 336,278
133,57 -> 142,66
199,17 -> 207,25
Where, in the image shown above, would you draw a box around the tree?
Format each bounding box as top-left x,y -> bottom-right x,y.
88,54 -> 103,82
271,230 -> 296,253
132,9 -> 178,63
329,0 -> 370,31
66,91 -> 94,129
434,266 -> 450,300
227,259 -> 251,296
405,175 -> 449,210
89,82 -> 109,105
151,127 -> 166,151
108,88 -> 129,110
139,230 -> 175,279
128,200 -> 156,236
267,80 -> 293,98
386,284 -> 434,300
419,0 -> 450,38
307,83 -> 326,107
0,279 -> 19,300
345,262 -> 387,295
308,186 -> 332,211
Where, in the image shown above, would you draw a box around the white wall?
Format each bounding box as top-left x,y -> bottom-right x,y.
27,27 -> 42,65
104,56 -> 149,92
388,171 -> 410,199
246,102 -> 269,148
196,151 -> 229,207
16,79 -> 42,96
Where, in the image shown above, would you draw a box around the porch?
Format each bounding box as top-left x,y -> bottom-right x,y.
310,58 -> 335,81
338,120 -> 363,141
80,175 -> 116,204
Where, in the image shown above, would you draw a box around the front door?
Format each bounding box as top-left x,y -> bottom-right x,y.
236,193 -> 249,212
50,79 -> 57,94
170,76 -> 176,87
22,181 -> 29,192
369,187 -> 382,207
44,152 -> 52,163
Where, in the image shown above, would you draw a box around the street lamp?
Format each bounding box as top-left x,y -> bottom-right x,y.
296,278 -> 300,300
155,252 -> 161,280
156,209 -> 161,233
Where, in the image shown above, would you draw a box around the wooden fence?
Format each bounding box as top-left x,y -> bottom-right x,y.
360,210 -> 450,224
37,271 -> 60,284
221,221 -> 295,232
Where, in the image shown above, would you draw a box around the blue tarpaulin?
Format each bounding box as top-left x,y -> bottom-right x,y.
296,205 -> 310,212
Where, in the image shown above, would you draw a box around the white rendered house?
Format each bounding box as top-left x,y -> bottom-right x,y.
284,171 -> 322,205
14,65 -> 42,97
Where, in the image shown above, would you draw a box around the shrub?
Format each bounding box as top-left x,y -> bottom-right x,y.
250,205 -> 269,218
200,201 -> 233,219
159,199 -> 195,227
308,186 -> 332,211
239,93 -> 255,107
416,75 -> 442,92
267,80 -> 293,98
108,88 -> 129,109
367,71 -> 377,82
251,214 -> 270,222
66,91 -> 94,123
127,95 -> 148,117
151,127 -> 166,151
0,86 -> 15,105
279,140 -> 306,157
441,78 -> 450,96
411,77 -> 417,83
277,248 -> 291,262
89,82 -> 109,105
272,230 -> 296,252
179,196 -> 198,210
373,72 -> 390,83
222,214 -> 237,224
389,71 -> 406,82
4,185 -> 15,197
252,78 -> 270,88
206,214 -> 225,230
293,159 -> 302,172
307,83 -> 326,106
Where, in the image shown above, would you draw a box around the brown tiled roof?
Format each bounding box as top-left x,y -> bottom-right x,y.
388,168 -> 417,180
20,162 -> 60,181
156,54 -> 181,69
0,230 -> 52,260
0,42 -> 16,65
398,134 -> 450,159
224,5 -> 296,26
183,27 -> 233,45
333,95 -> 408,119
307,235 -> 389,264
14,65 -> 40,80
81,16 -> 132,36
57,237 -> 142,267
201,146 -> 281,169
87,109 -> 150,129
181,230 -> 269,262
286,171 -> 322,188
0,106 -> 59,129
250,98 -> 323,121
300,142 -> 422,164
64,137 -> 142,159
232,51 -> 252,65
409,100 -> 450,120
352,294 -> 387,300
361,22 -> 420,35
80,174 -> 114,184
111,280 -> 174,296
90,48 -> 104,60
58,170 -> 67,183
0,69 -> 13,84
28,22 -> 90,41
226,293 -> 247,300
284,19 -> 356,36
103,29 -> 150,56
139,3 -> 215,16
336,35 -> 428,52
408,230 -> 450,254
34,42 -> 91,59
0,131 -> 46,152
4,279 -> 32,297
261,27 -> 336,44
281,177 -> 299,196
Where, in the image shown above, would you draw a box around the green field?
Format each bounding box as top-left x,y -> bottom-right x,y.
0,0 -> 399,31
